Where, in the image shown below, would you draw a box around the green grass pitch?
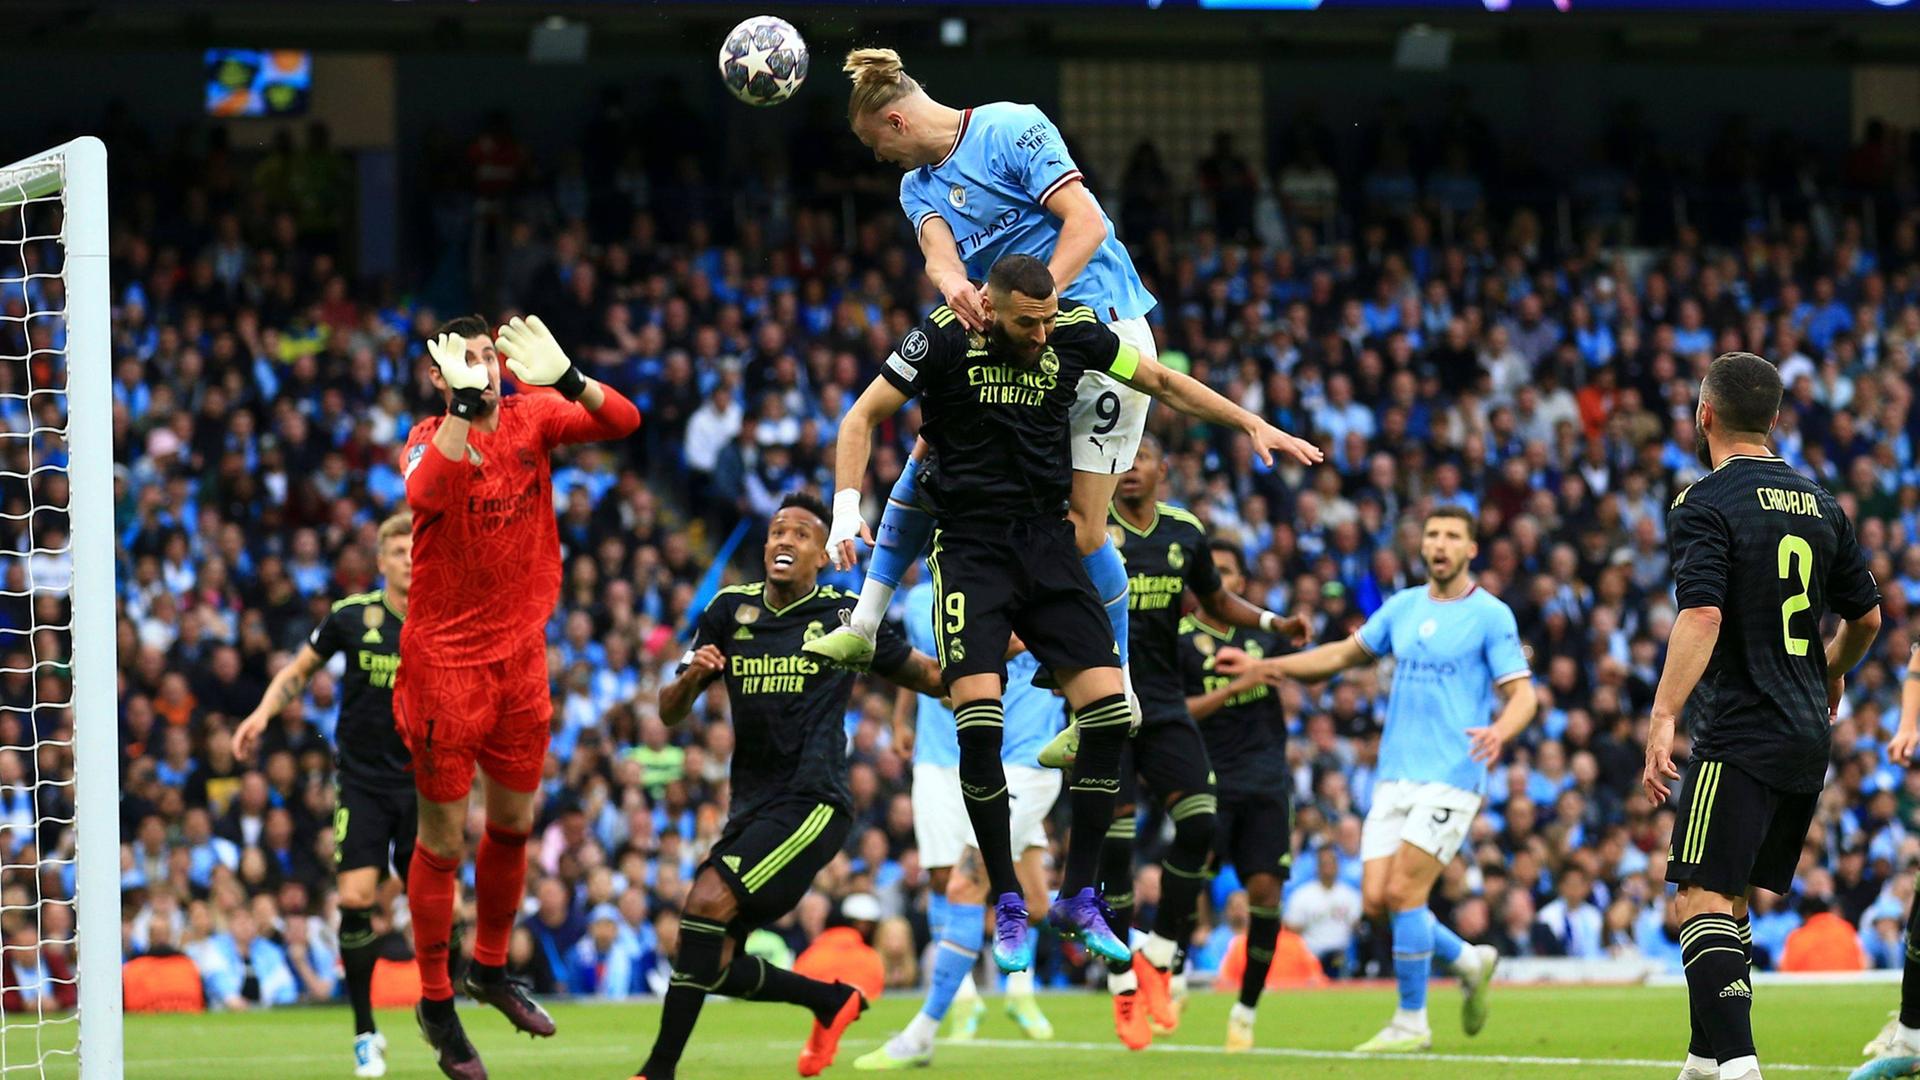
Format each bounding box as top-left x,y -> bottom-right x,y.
27,982 -> 1898,1078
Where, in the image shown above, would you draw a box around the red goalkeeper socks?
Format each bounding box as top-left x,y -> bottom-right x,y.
409,844 -> 462,1000
473,822 -> 531,967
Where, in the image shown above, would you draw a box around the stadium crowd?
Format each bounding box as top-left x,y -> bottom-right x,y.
55,86 -> 1920,1012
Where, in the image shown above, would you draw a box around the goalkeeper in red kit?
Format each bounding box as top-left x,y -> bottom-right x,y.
399,314 -> 639,1080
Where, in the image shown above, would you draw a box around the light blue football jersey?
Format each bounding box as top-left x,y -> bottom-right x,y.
903,581 -> 1065,769
1356,583 -> 1531,795
899,102 -> 1156,322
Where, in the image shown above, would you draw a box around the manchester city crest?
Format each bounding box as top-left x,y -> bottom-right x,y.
948,184 -> 966,208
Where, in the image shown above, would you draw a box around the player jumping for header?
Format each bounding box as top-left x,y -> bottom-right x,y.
827,252 -> 1317,978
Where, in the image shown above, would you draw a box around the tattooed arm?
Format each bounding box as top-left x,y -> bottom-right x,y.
232,646 -> 328,759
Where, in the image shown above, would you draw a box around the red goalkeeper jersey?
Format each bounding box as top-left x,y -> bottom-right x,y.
401,389 -> 640,667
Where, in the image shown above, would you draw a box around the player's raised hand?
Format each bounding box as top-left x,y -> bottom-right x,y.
1642,712 -> 1681,807
497,315 -> 589,399
427,332 -> 487,393
827,489 -> 872,571
1245,421 -> 1324,468
939,277 -> 988,331
1273,612 -> 1313,646
1891,723 -> 1919,766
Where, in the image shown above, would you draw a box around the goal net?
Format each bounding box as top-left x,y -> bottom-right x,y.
0,139 -> 121,1080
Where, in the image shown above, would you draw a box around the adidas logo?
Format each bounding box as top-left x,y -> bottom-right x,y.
733,626 -> 753,640
362,628 -> 382,643
723,855 -> 742,873
1720,978 -> 1752,999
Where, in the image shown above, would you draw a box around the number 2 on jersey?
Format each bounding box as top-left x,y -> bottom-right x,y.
1777,534 -> 1813,656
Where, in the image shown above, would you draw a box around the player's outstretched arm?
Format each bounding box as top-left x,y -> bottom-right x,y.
1214,636 -> 1369,684
1186,670 -> 1266,722
890,686 -> 918,760
876,649 -> 946,699
1116,349 -> 1321,468
828,377 -> 910,570
1196,586 -> 1312,643
917,217 -> 987,332
1040,180 -> 1106,296
1643,605 -> 1722,806
661,644 -> 726,726
497,315 -> 642,443
233,646 -> 327,759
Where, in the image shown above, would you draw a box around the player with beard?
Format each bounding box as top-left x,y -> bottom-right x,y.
1214,506 -> 1534,1055
633,493 -> 947,1080
821,252 -> 1318,981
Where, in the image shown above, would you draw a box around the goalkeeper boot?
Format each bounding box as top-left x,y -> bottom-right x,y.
1459,944 -> 1500,1036
1048,887 -> 1131,966
353,1032 -> 388,1078
798,983 -> 868,1077
1036,722 -> 1078,770
802,616 -> 876,669
415,1000 -> 487,1080
1226,1002 -> 1257,1053
1353,1018 -> 1432,1054
463,968 -> 555,1038
992,893 -> 1033,972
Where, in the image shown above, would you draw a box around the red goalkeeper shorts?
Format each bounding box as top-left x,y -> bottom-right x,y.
395,642 -> 552,803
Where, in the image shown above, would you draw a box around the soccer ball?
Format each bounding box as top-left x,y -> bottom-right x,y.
718,16 -> 808,107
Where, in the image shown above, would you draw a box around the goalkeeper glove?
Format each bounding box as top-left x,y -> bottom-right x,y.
497,315 -> 588,400
426,332 -> 489,420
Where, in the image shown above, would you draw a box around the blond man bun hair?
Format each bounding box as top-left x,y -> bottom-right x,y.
844,47 -> 920,118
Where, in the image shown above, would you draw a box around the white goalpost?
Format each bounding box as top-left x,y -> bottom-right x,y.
0,138 -> 122,1079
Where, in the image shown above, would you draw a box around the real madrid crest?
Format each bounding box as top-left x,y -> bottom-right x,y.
1193,633 -> 1216,656
804,620 -> 825,643
736,605 -> 761,625
1039,349 -> 1059,377
363,605 -> 385,630
1107,524 -> 1127,553
1167,543 -> 1186,570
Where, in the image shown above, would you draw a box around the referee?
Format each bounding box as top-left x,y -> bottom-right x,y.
235,511 -> 415,1079
1643,352 -> 1882,1080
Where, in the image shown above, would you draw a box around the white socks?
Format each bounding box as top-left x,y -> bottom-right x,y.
903,1011 -> 939,1047
956,972 -> 979,1001
1719,1054 -> 1759,1078
850,581 -> 894,635
1108,968 -> 1138,995
1141,932 -> 1178,970
1392,1007 -> 1429,1032
1900,1024 -> 1920,1050
1004,969 -> 1035,997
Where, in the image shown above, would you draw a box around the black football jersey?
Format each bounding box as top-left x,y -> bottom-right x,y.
879,301 -> 1137,521
1667,453 -> 1880,792
1111,502 -> 1223,725
307,590 -> 410,785
1177,616 -> 1289,798
687,582 -> 912,817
